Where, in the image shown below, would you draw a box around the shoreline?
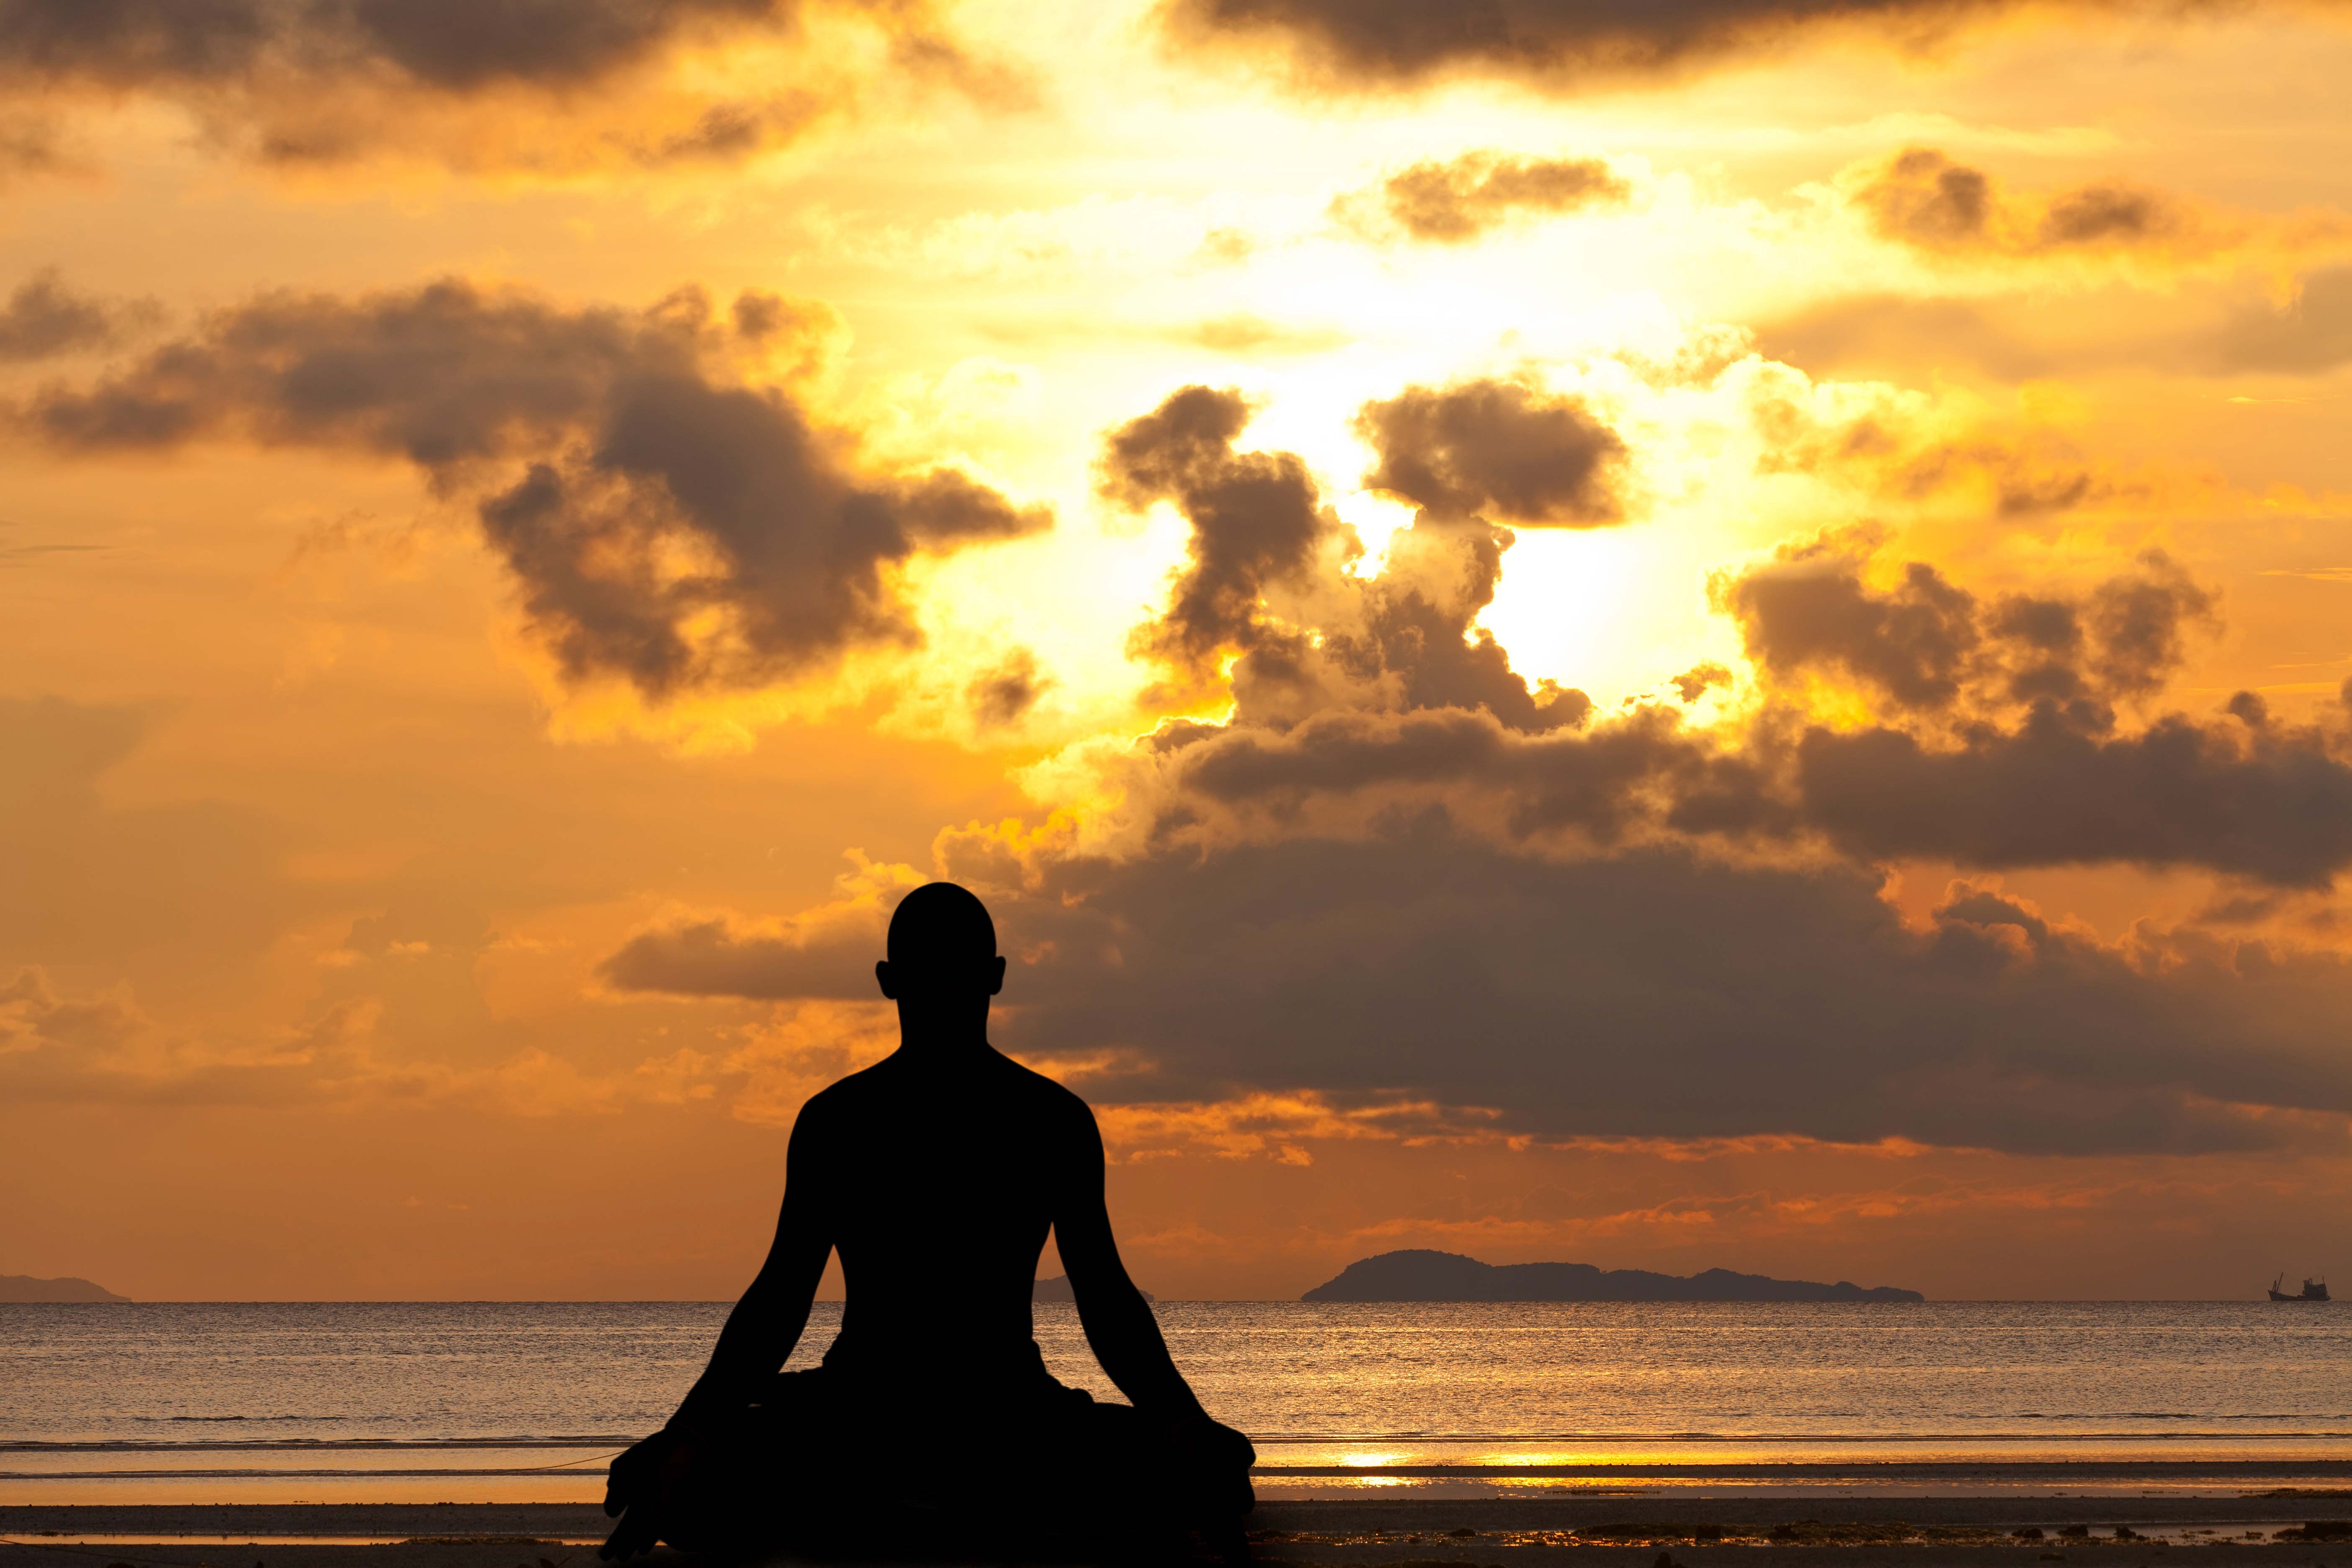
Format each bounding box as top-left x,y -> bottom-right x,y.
12,1494 -> 2352,1567
12,1461 -> 2352,1508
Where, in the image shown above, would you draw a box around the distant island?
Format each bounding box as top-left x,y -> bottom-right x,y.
0,1274 -> 131,1302
1034,1274 -> 1155,1303
1302,1249 -> 1922,1303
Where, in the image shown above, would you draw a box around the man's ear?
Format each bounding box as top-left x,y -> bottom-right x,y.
875,959 -> 897,1001
988,955 -> 1007,996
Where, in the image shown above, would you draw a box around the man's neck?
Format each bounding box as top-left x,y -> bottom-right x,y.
896,1027 -> 992,1061
891,995 -> 994,1063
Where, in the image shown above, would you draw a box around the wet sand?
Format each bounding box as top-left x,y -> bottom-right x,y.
10,1491 -> 2352,1568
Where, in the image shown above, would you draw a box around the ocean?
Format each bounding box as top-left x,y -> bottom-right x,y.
5,1301 -> 2351,1504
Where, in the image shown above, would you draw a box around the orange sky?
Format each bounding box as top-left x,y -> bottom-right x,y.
6,0 -> 2352,1302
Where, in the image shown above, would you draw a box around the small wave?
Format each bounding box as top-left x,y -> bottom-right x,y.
133,1415 -> 351,1424
0,1465 -> 616,1481
0,1436 -> 630,1454
16,1428 -> 2352,1454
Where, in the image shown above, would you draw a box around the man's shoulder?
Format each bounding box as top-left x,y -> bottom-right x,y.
989,1048 -> 1095,1115
795,1057 -> 898,1119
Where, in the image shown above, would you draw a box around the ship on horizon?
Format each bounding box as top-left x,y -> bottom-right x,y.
2269,1273 -> 2330,1301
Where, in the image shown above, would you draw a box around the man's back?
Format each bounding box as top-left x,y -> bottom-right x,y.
802,1047 -> 1088,1394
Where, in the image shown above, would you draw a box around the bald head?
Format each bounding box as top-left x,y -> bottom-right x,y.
886,882 -> 997,968
877,883 -> 1004,1030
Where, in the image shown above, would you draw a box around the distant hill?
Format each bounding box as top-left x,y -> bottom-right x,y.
0,1274 -> 131,1302
1302,1249 -> 1921,1303
1034,1274 -> 1155,1304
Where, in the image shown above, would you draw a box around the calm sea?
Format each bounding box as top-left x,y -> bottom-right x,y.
5,1301 -> 2351,1503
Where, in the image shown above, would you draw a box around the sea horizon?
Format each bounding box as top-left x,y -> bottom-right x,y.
10,1300 -> 2352,1506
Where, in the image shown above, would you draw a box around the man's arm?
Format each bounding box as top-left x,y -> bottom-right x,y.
667,1099 -> 836,1430
1053,1099 -> 1207,1420
601,1100 -> 834,1559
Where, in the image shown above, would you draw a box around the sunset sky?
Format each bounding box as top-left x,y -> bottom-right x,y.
7,0 -> 2352,1303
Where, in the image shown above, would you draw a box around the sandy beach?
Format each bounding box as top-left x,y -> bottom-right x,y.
12,1486 -> 2352,1568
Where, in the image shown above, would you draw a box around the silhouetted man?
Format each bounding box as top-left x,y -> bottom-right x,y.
600,882 -> 1254,1561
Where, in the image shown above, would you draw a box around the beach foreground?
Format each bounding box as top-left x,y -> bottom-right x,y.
11,1493 -> 2352,1568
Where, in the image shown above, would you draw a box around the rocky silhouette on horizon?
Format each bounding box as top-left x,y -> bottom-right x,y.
1035,1274 -> 1154,1303
1302,1249 -> 1922,1302
0,1274 -> 131,1302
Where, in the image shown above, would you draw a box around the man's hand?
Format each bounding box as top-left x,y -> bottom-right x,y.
1152,1407 -> 1256,1492
598,1427 -> 702,1561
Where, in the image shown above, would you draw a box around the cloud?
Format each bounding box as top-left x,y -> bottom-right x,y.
14,278 -> 1048,698
1847,147 -> 2205,260
1159,0 -> 2137,90
2198,266 -> 2352,374
1752,294 -> 2058,382
1085,390 -> 2352,887
1099,384 -> 1347,683
1792,712 -> 2352,887
1331,150 -> 1631,243
0,695 -> 307,969
590,377 -> 2352,1159
1175,313 -> 1353,356
1702,540 -> 2352,885
0,963 -> 763,1116
0,270 -> 160,362
0,0 -> 1001,171
1721,537 -> 2220,714
1103,382 -> 1595,731
0,0 -> 781,93
608,820 -> 2352,1159
1738,363 -> 2187,521
968,647 -> 1052,730
597,851 -> 918,1000
1759,268 -> 2352,386
1354,377 -> 1627,524
0,969 -> 379,1106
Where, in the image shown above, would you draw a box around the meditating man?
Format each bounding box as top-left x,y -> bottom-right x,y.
599,881 -> 1255,1560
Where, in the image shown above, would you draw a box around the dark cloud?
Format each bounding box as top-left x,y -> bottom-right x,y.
0,270 -> 159,362
1722,537 -> 2217,714
1161,0 -> 2065,88
1698,545 -> 2350,884
0,0 -> 983,168
2038,182 -> 2175,247
1795,707 -> 2352,887
1728,552 -> 1982,710
1109,514 -> 2348,886
1335,150 -> 1630,243
1105,383 -> 1591,732
1100,384 -> 1342,678
598,913 -> 879,1000
1323,519 -> 1595,732
968,647 -> 1051,729
17,279 -> 1046,697
1849,148 -> 2196,258
1354,378 -> 1626,524
596,379 -> 2352,1158
1671,663 -> 1733,703
0,0 -> 781,92
1857,148 -> 1991,246
1164,704 -> 1692,836
606,818 -> 2352,1157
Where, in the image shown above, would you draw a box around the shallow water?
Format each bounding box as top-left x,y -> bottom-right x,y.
5,1301 -> 2349,1502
